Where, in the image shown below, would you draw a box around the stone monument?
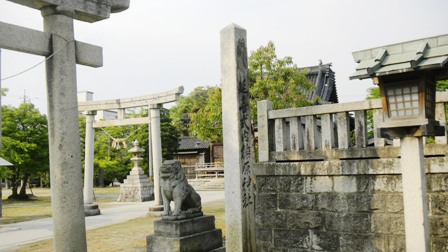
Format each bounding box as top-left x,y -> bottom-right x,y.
220,24 -> 256,251
118,140 -> 153,202
147,160 -> 224,251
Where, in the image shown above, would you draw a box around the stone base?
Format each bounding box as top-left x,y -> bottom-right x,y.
147,215 -> 225,252
117,167 -> 154,202
162,211 -> 203,221
147,205 -> 164,217
84,204 -> 101,216
148,205 -> 164,211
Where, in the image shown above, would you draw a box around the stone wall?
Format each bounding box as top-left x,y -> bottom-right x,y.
253,154 -> 448,251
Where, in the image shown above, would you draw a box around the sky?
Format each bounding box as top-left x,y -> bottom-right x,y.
0,0 -> 447,114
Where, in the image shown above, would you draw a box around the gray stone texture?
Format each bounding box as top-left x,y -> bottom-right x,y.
254,161 -> 447,251
117,167 -> 153,202
154,215 -> 215,237
221,23 -> 255,251
147,215 -> 224,252
84,203 -> 101,216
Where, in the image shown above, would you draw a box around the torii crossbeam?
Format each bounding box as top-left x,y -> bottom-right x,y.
0,1 -> 130,251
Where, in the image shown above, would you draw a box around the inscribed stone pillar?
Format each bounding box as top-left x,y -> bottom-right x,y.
42,6 -> 87,251
400,136 -> 430,252
220,23 -> 256,251
150,104 -> 163,205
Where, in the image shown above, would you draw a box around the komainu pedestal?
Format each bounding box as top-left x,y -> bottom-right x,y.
146,215 -> 225,252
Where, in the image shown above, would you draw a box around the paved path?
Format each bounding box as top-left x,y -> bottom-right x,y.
0,190 -> 224,251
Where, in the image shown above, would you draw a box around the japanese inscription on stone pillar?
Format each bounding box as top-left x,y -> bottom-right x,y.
221,23 -> 255,252
237,38 -> 253,208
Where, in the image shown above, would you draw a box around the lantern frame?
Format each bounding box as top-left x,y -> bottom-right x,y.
375,74 -> 444,138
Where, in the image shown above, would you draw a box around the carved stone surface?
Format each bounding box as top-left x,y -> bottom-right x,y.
220,23 -> 255,251
160,160 -> 202,220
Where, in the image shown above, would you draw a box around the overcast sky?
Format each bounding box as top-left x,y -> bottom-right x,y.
1,0 -> 447,114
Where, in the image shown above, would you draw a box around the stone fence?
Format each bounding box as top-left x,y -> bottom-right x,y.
258,92 -> 448,162
253,92 -> 448,251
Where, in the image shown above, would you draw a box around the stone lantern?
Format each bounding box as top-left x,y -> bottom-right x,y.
374,73 -> 445,137
351,36 -> 448,138
117,140 -> 154,202
129,140 -> 144,170
350,34 -> 448,252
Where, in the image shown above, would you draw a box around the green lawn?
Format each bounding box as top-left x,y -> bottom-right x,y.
1,187 -> 120,225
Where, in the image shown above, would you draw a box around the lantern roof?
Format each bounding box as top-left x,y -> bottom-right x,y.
350,34 -> 448,80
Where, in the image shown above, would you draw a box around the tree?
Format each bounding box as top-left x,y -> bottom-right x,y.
170,87 -> 210,136
437,80 -> 448,92
93,125 -> 133,187
1,103 -> 49,200
189,87 -> 223,143
84,107 -> 179,186
248,41 -> 316,120
1,87 -> 9,217
160,108 -> 181,160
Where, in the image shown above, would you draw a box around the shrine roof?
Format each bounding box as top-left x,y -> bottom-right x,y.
178,137 -> 210,151
300,63 -> 338,104
350,34 -> 448,80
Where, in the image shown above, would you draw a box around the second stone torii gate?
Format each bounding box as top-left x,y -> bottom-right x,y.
78,86 -> 184,210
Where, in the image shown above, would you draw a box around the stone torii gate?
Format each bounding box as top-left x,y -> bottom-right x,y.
78,86 -> 184,209
0,0 -> 130,250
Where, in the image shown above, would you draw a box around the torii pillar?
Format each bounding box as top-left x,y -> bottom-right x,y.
1,1 -> 130,250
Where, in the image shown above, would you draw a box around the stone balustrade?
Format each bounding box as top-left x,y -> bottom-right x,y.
257,92 -> 448,162
254,92 -> 448,251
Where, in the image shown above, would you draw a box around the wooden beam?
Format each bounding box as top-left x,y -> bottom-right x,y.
0,21 -> 103,67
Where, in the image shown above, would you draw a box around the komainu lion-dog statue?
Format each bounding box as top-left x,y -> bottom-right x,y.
160,160 -> 202,220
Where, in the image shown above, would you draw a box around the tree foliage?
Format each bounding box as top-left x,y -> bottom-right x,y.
83,107 -> 179,186
189,87 -> 223,143
248,41 -> 316,120
1,103 -> 49,199
169,87 -> 209,136
436,80 -> 448,92
170,41 -> 316,144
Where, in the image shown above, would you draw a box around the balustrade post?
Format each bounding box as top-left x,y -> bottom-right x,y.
336,112 -> 350,149
321,113 -> 335,150
435,102 -> 447,144
257,100 -> 272,162
373,109 -> 386,147
289,116 -> 304,151
354,110 -> 368,147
